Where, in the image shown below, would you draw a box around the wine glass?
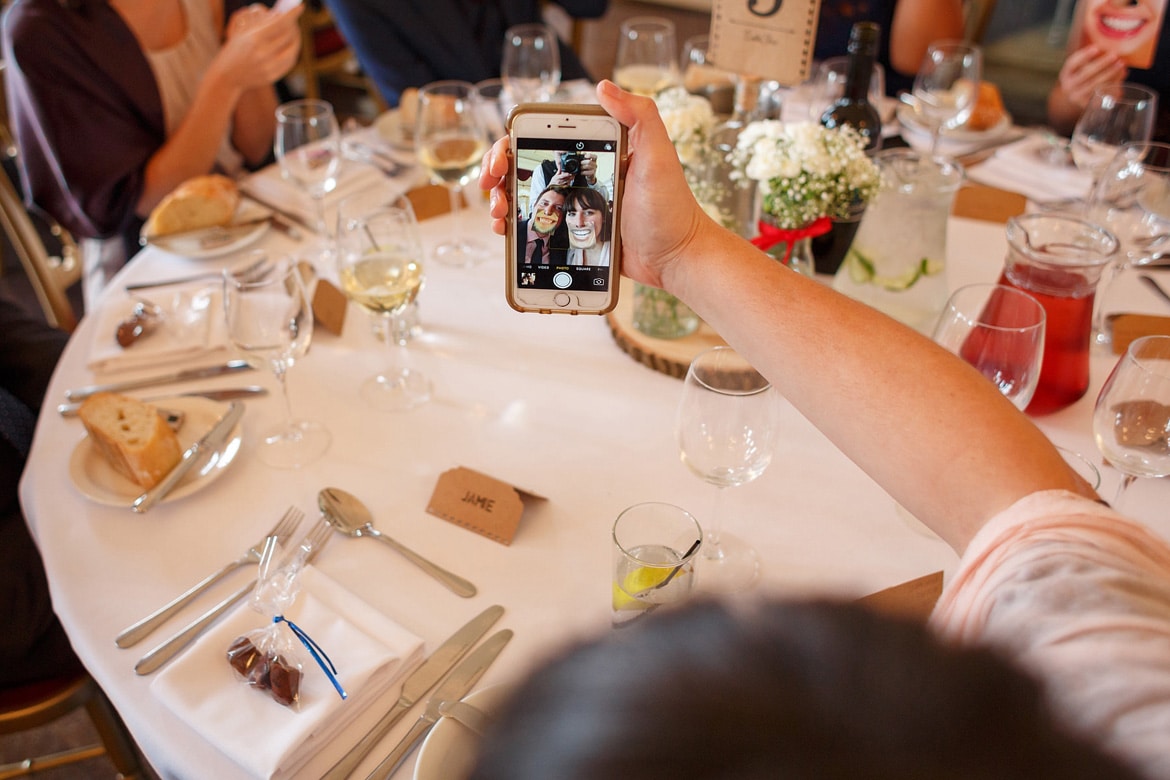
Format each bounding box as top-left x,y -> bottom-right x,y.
808,56 -> 885,123
1092,335 -> 1170,510
501,23 -> 561,107
415,80 -> 489,267
680,33 -> 734,115
336,189 -> 430,412
223,258 -> 330,468
932,283 -> 1047,411
1087,141 -> 1170,349
1071,83 -> 1158,189
676,346 -> 780,592
613,16 -> 681,97
911,41 -> 982,155
274,99 -> 341,259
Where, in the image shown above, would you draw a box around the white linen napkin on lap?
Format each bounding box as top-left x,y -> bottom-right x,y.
86,289 -> 231,375
966,135 -> 1094,203
151,566 -> 424,780
241,162 -> 386,228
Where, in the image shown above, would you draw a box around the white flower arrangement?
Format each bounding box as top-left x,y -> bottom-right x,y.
655,87 -> 716,171
730,121 -> 880,229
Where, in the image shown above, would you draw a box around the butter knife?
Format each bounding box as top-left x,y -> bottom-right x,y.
65,360 -> 254,401
319,604 -> 505,780
57,386 -> 268,417
238,189 -> 312,236
365,629 -> 514,780
132,401 -> 244,513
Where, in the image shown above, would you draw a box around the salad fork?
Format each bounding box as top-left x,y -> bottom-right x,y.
115,507 -> 304,648
133,521 -> 333,676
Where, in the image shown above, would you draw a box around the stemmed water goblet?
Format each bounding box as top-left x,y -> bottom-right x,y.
613,16 -> 681,97
675,345 -> 780,592
336,189 -> 431,412
1092,335 -> 1170,510
501,23 -> 561,107
932,283 -> 1047,411
223,258 -> 330,468
1087,141 -> 1170,349
1071,83 -> 1158,190
415,80 -> 489,267
274,99 -> 341,260
910,40 -> 981,155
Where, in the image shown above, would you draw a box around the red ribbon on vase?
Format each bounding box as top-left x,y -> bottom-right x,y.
751,216 -> 832,267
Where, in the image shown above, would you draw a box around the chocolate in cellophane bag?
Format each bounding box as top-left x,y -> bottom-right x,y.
225,534 -> 345,709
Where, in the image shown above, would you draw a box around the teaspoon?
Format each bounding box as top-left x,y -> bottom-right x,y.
317,487 -> 477,597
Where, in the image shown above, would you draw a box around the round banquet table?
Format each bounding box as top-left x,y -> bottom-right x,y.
20,195 -> 1170,779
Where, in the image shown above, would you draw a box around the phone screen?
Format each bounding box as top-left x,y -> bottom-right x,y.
512,136 -> 620,299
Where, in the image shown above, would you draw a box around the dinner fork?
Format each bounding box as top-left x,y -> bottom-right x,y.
133,521 -> 333,676
123,253 -> 271,292
115,507 -> 304,649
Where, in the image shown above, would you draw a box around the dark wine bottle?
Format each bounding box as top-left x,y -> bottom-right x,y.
820,22 -> 883,153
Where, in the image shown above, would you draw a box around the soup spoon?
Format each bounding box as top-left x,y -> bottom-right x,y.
317,487 -> 477,597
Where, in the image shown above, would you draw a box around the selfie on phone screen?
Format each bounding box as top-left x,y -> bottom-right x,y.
506,106 -> 624,315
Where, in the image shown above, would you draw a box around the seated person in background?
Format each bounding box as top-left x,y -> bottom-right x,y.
2,0 -> 302,307
563,186 -> 610,267
469,600 -> 1142,779
516,185 -> 567,266
814,0 -> 965,96
1047,0 -> 1170,138
322,0 -> 608,108
0,299 -> 81,686
481,82 -> 1170,778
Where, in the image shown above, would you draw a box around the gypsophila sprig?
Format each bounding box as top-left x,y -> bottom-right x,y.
654,87 -> 730,225
730,121 -> 880,229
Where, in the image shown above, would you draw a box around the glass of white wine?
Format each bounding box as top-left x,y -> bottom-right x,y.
613,16 -> 680,97
336,190 -> 430,412
415,80 -> 489,267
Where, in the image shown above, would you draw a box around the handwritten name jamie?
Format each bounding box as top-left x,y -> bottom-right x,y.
461,491 -> 495,513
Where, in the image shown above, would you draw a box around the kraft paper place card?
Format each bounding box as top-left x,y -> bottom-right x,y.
426,467 -> 547,545
708,0 -> 822,86
312,278 -> 347,336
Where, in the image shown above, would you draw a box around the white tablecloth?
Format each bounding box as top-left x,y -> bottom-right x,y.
20,183 -> 1170,778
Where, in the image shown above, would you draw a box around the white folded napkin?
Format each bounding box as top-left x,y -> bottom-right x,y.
151,565 -> 424,780
241,161 -> 387,228
966,135 -> 1094,203
86,288 -> 231,375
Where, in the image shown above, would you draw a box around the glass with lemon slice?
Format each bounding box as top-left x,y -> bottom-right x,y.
612,502 -> 702,628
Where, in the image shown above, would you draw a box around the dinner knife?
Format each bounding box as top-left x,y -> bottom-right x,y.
132,401 -> 244,513
57,386 -> 268,417
64,360 -> 254,401
319,604 -> 505,780
237,189 -> 312,236
365,628 -> 514,780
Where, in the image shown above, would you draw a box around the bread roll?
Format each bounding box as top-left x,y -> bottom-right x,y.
143,174 -> 240,238
78,393 -> 182,489
965,82 -> 1005,132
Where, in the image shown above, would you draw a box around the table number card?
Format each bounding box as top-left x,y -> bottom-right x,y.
427,466 -> 546,545
708,0 -> 822,86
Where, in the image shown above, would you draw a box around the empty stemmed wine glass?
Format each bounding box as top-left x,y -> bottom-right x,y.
932,283 -> 1047,411
274,99 -> 341,260
1092,335 -> 1170,510
501,23 -> 561,107
415,80 -> 489,267
1071,83 -> 1158,190
676,345 -> 780,592
613,16 -> 681,97
336,189 -> 431,411
223,259 -> 330,468
911,40 -> 981,155
1087,141 -> 1170,349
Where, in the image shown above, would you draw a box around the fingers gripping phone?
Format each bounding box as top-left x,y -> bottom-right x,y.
506,105 -> 627,315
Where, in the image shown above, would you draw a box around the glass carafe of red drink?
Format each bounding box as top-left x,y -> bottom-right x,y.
1001,214 -> 1119,414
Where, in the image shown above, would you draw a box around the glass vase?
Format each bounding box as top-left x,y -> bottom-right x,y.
757,214 -> 816,277
633,283 -> 700,339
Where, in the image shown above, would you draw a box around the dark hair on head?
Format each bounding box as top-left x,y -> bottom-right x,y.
534,185 -> 569,204
563,187 -> 612,238
469,598 -> 1140,780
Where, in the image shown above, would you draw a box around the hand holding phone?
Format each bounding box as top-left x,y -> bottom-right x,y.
506,105 -> 627,315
